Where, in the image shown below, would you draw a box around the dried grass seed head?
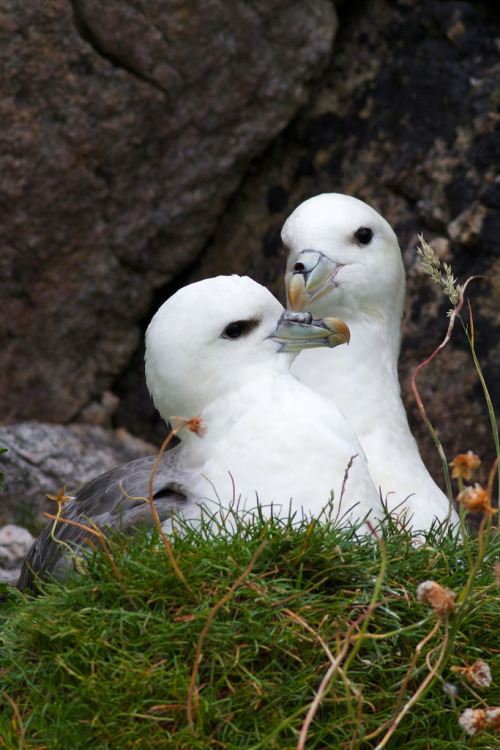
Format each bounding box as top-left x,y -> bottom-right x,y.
456,483 -> 495,514
417,235 -> 463,307
449,451 -> 481,481
452,659 -> 492,689
459,708 -> 487,736
485,708 -> 500,731
46,485 -> 73,506
416,580 -> 456,615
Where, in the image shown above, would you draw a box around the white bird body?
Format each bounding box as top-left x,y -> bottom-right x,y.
19,274 -> 381,590
282,193 -> 458,532
145,274 -> 380,524
173,372 -> 379,522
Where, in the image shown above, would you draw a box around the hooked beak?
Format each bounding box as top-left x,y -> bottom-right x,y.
287,250 -> 343,312
270,310 -> 350,352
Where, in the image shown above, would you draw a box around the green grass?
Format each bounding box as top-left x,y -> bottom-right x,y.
1,512 -> 499,749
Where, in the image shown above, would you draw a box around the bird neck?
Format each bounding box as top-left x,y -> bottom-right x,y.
292,312 -> 409,442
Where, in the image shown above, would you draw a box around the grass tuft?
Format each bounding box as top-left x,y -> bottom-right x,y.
1,513 -> 499,749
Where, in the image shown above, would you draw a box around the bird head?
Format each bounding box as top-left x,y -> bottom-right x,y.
145,274 -> 349,427
282,194 -> 406,327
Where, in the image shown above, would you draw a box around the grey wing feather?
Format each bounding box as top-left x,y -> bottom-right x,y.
17,446 -> 195,592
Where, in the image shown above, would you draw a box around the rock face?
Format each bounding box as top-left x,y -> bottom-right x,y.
0,0 -> 336,424
0,423 -> 155,528
0,525 -> 35,584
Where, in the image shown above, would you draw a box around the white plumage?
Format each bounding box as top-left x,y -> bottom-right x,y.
144,274 -> 381,524
19,274 -> 381,590
282,193 -> 458,532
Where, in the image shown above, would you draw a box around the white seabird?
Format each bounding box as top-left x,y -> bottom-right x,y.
18,274 -> 382,591
282,193 -> 458,532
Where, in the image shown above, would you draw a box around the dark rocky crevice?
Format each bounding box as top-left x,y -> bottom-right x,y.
68,0 -> 170,96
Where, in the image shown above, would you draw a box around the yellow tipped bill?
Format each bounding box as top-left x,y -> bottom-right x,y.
287,250 -> 343,311
270,311 -> 350,352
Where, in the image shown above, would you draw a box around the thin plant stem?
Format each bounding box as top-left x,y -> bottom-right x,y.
146,427 -> 188,586
297,637 -> 352,750
455,474 -> 473,569
343,531 -> 388,674
297,534 -> 387,750
411,278 -> 477,511
187,538 -> 268,730
374,621 -> 449,750
363,616 -> 443,743
144,415 -> 207,589
464,299 -> 500,493
283,608 -> 360,698
2,692 -> 24,750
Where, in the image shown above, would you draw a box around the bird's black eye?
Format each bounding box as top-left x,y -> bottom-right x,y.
355,226 -> 374,246
293,261 -> 305,272
221,319 -> 259,340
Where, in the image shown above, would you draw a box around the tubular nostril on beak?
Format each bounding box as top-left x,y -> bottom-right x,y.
288,250 -> 343,312
287,274 -> 308,312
